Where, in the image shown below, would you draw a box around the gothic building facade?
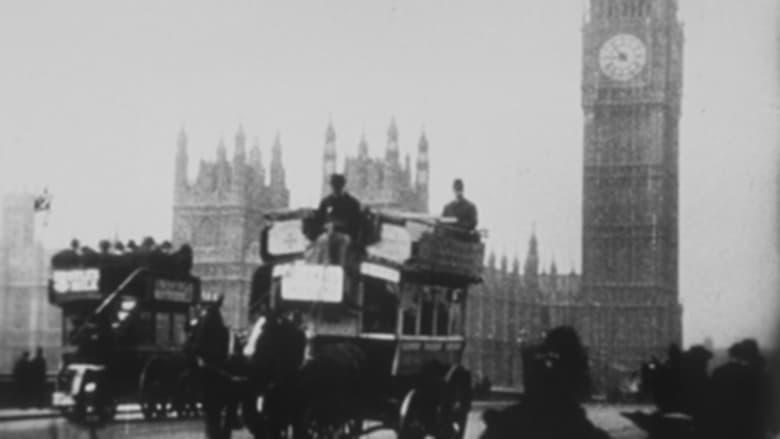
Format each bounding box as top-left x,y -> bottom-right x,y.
0,193 -> 60,373
171,127 -> 289,328
464,234 -> 583,389
322,119 -> 429,212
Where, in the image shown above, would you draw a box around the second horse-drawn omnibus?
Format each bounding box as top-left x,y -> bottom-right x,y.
48,241 -> 202,423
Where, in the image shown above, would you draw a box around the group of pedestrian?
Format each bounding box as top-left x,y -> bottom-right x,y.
51,237 -> 193,277
11,347 -> 48,408
638,338 -> 776,439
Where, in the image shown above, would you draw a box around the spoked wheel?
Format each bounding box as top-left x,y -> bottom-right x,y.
435,367 -> 472,439
139,357 -> 170,420
398,389 -> 430,439
172,368 -> 200,419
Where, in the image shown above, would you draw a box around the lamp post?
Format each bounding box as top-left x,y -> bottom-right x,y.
513,328 -> 529,391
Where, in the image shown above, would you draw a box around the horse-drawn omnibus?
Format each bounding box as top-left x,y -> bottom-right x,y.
48,241 -> 202,423
235,207 -> 485,438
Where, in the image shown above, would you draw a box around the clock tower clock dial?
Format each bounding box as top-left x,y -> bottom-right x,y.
598,33 -> 647,81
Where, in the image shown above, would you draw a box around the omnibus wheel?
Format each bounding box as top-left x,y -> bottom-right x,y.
172,368 -> 200,419
435,366 -> 472,439
139,357 -> 170,420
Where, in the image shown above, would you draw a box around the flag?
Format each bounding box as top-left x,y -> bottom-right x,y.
33,188 -> 53,229
33,188 -> 52,212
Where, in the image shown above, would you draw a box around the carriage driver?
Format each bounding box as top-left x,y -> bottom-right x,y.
442,178 -> 478,231
309,173 -> 363,266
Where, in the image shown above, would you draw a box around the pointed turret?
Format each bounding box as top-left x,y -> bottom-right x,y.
416,131 -> 430,212
233,125 -> 247,192
358,132 -> 369,157
550,259 -> 558,277
386,117 -> 399,162
215,137 -> 231,190
249,137 -> 265,186
512,254 -> 520,275
269,132 -> 289,207
524,231 -> 540,290
234,125 -> 246,159
404,154 -> 412,185
217,137 -> 227,162
487,251 -> 496,269
174,128 -> 189,201
323,120 -> 337,197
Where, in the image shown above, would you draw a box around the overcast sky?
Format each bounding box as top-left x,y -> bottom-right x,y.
0,0 -> 777,348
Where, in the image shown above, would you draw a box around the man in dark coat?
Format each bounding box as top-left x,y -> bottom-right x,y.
30,347 -> 47,408
442,178 -> 478,230
315,173 -> 362,242
705,339 -> 771,439
481,327 -> 611,439
310,174 -> 362,265
12,351 -> 31,408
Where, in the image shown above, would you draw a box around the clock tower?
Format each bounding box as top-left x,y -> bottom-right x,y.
581,0 -> 683,391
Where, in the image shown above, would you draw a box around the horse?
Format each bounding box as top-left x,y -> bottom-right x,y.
239,308 -> 307,438
184,297 -> 238,439
239,304 -> 371,438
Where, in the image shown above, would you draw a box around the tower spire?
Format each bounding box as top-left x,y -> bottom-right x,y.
249,137 -> 265,185
269,132 -> 289,207
415,131 -> 430,212
174,128 -> 189,201
215,137 -> 230,190
323,119 -> 338,197
358,131 -> 368,157
386,117 -> 399,161
233,125 -> 247,192
524,230 -> 539,289
234,124 -> 246,159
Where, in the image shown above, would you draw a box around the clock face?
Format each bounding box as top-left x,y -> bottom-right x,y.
598,34 -> 647,81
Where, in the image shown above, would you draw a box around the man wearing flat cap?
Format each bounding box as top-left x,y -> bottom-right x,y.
442,178 -> 478,230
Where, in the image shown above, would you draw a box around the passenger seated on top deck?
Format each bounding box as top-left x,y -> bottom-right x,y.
441,178 -> 478,231
307,173 -> 362,266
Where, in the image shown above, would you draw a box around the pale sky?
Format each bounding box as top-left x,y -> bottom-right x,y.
0,0 -> 777,348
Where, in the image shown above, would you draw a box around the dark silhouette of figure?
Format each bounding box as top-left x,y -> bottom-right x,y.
680,345 -> 712,432
185,298 -> 233,439
315,174 -> 362,242
112,240 -> 125,254
13,351 -> 31,408
480,327 -> 611,439
30,347 -> 48,408
309,174 -> 363,269
625,344 -> 707,439
705,339 -> 771,439
442,178 -> 478,230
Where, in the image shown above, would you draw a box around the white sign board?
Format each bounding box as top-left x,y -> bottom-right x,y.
366,223 -> 412,263
153,279 -> 194,303
360,262 -> 401,283
52,269 -> 100,293
267,220 -> 308,256
280,264 -> 344,303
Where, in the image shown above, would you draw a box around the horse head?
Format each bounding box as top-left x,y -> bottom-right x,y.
244,308 -> 307,388
184,295 -> 230,364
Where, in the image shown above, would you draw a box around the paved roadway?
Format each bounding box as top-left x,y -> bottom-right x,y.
0,404 -> 646,439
